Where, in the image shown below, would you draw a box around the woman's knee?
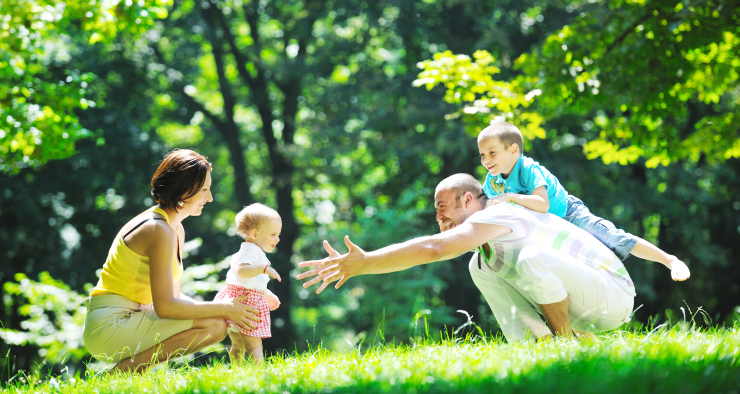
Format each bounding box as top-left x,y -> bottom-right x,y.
194,317 -> 227,341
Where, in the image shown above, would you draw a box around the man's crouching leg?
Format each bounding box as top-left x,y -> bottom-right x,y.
538,296 -> 574,338
515,246 -> 576,338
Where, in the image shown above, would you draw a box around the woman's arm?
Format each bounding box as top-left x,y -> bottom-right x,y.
148,223 -> 259,329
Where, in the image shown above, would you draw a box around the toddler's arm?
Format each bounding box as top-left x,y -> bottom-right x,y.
487,186 -> 550,213
236,263 -> 271,279
234,250 -> 277,279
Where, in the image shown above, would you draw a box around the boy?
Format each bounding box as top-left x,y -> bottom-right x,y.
476,122 -> 690,281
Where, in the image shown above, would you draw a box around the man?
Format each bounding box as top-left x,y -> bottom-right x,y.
298,174 -> 636,342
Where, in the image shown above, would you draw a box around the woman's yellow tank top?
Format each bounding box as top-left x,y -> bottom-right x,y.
90,207 -> 183,304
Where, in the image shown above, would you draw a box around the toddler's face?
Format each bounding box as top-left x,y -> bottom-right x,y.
478,137 -> 519,176
252,218 -> 282,253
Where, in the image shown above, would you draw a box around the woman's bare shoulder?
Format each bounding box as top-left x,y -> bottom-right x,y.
120,212 -> 176,254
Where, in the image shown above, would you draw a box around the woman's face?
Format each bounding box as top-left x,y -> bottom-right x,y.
181,171 -> 213,216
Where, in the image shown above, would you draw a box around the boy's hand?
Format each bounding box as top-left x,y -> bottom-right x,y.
265,266 -> 282,282
486,194 -> 513,207
667,257 -> 690,281
263,290 -> 281,311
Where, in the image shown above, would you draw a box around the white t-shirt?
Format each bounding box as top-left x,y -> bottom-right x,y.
465,202 -> 636,296
225,242 -> 270,291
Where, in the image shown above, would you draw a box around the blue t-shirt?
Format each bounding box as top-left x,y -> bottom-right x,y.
482,155 -> 569,217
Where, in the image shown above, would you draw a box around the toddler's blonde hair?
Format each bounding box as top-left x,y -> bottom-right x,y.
235,203 -> 281,238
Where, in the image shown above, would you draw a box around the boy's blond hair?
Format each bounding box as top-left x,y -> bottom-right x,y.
477,122 -> 524,152
235,203 -> 281,238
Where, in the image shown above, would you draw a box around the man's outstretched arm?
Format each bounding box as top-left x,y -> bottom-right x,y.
297,221 -> 511,293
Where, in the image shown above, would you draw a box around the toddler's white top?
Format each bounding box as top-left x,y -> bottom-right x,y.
225,242 -> 270,291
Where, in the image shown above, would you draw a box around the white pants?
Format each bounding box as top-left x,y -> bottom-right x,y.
469,245 -> 634,343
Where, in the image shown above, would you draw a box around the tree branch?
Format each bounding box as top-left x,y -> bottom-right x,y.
605,10 -> 652,55
219,8 -> 256,89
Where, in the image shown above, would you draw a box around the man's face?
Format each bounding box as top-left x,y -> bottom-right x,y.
434,188 -> 472,232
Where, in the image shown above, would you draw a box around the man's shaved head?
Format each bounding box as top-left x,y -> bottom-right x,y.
436,174 -> 486,206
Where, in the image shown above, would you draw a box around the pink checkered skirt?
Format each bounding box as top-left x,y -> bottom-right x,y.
213,284 -> 271,338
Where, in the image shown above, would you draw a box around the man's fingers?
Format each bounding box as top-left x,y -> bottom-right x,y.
296,268 -> 319,280
344,235 -> 355,251
315,281 -> 330,294
323,240 -> 340,257
298,259 -> 322,268
318,264 -> 341,278
335,276 -> 349,289
322,270 -> 342,285
302,275 -> 324,288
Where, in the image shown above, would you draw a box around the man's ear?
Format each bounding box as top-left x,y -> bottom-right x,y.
462,191 -> 474,208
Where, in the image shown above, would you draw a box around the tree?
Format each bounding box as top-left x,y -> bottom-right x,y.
418,0 -> 740,167
0,0 -> 170,173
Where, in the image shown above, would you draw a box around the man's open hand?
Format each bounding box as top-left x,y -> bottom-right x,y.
297,236 -> 367,294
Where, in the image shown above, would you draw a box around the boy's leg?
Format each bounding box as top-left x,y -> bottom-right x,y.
565,196 -> 690,280
228,331 -> 247,366
243,336 -> 264,364
564,195 -> 637,260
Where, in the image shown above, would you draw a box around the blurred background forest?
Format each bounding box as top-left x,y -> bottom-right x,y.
1,0 -> 739,378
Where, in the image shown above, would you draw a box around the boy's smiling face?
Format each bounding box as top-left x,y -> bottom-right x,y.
478,136 -> 520,178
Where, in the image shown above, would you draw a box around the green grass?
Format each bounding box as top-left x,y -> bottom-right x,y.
4,327 -> 740,393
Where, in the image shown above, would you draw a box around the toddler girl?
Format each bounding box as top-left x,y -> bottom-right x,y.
214,203 -> 282,364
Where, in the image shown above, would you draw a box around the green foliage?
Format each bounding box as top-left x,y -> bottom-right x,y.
413,50 -> 546,145
521,0 -> 740,166
1,272 -> 88,364
0,0 -> 170,173
418,0 -> 740,167
4,328 -> 740,393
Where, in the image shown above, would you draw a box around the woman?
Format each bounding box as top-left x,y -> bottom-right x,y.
83,149 -> 259,373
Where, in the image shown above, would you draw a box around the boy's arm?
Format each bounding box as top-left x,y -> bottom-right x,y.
631,238 -> 690,281
488,186 -> 550,213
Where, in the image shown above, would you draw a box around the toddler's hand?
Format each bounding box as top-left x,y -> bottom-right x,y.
667,257 -> 690,281
264,290 -> 281,311
265,266 -> 282,282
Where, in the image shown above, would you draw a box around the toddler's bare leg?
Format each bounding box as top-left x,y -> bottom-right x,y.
243,336 -> 264,364
228,331 -> 247,366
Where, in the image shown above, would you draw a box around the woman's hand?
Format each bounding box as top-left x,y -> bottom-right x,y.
218,295 -> 261,331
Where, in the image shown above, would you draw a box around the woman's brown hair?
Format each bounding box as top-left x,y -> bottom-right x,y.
150,149 -> 212,212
